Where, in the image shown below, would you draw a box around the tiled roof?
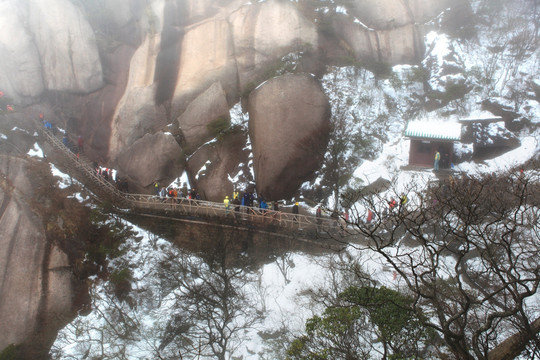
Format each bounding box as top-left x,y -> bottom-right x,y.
404,120 -> 461,141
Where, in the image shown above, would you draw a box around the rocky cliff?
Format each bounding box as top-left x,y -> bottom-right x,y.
0,156 -> 88,358
0,0 -> 470,198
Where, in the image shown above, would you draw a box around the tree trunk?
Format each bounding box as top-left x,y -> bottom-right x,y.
488,316 -> 540,360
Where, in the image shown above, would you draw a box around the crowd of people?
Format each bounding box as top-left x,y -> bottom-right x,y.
222,190 -> 283,216
93,163 -> 129,193
154,181 -> 202,204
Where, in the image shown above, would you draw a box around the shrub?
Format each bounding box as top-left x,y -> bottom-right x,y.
0,344 -> 22,360
109,267 -> 133,300
207,116 -> 230,137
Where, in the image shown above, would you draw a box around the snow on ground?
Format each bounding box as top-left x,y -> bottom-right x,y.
27,142 -> 44,158
456,135 -> 540,174
49,164 -> 73,189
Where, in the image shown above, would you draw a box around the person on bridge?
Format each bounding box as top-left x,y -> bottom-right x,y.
224,195 -> 230,215
260,199 -> 268,214
154,181 -> 160,196
160,187 -> 167,200
243,192 -> 249,211
388,197 -> 397,212
233,197 -> 241,219
292,202 -> 299,223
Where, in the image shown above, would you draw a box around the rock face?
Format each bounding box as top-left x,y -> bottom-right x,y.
248,74 -> 330,200
114,132 -> 185,193
333,0 -> 472,64
0,1 -> 44,104
186,130 -> 251,202
177,82 -> 231,152
109,34 -> 164,160
173,18 -> 238,112
28,0 -> 103,93
0,0 -> 474,196
0,156 -> 77,357
350,0 -> 464,29
229,1 -> 319,92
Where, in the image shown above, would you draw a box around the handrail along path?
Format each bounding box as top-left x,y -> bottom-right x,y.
41,129 -> 340,236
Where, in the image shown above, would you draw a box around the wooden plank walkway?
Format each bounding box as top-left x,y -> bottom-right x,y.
41,129 -> 342,235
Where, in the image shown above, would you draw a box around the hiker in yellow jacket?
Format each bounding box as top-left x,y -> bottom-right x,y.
224,195 -> 230,215
434,151 -> 441,171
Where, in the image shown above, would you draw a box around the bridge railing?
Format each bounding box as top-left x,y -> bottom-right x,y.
41,128 -> 130,206
42,128 -> 343,233
128,194 -> 340,231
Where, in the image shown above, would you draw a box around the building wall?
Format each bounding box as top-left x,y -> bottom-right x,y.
409,139 -> 453,168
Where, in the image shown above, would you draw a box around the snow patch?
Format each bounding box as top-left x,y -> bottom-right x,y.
27,142 -> 44,158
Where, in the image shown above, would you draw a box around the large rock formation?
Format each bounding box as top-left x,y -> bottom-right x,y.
28,0 -> 103,93
177,82 -> 231,152
0,1 -> 44,104
332,0 -> 472,64
0,156 -> 80,357
350,0 -> 466,29
109,34 -> 165,160
186,129 -> 251,201
0,0 -> 473,197
114,132 -> 185,193
172,17 -> 238,112
229,1 -> 319,92
248,73 -> 330,200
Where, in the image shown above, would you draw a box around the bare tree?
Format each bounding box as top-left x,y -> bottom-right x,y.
317,66 -> 380,211
341,167 -> 540,359
157,229 -> 264,360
